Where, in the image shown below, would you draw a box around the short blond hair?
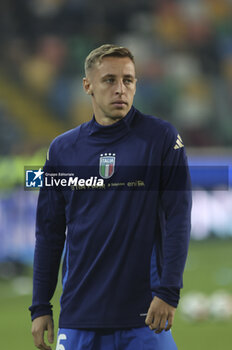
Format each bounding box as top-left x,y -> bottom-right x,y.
85,44 -> 135,74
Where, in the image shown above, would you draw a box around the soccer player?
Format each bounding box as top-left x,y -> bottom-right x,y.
29,44 -> 192,350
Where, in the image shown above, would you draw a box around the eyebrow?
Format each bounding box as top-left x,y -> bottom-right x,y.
101,74 -> 135,79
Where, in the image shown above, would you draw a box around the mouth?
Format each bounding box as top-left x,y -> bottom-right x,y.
111,101 -> 128,108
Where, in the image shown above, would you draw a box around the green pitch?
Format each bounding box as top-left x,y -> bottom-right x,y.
0,239 -> 232,350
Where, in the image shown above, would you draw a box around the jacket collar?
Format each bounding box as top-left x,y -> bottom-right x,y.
88,106 -> 136,137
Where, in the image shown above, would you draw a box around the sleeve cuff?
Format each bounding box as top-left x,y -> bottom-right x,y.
152,286 -> 180,308
29,303 -> 53,321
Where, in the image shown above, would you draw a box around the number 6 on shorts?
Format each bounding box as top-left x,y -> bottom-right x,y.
56,334 -> 67,350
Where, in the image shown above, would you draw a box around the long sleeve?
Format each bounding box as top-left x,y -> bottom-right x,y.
29,109 -> 192,328
29,145 -> 66,320
153,126 -> 192,307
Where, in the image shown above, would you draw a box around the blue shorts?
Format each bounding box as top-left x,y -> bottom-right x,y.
56,327 -> 177,350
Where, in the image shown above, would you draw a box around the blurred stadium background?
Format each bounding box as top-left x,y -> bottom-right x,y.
0,0 -> 231,349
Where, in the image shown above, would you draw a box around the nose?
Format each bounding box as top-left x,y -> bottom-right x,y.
115,79 -> 125,95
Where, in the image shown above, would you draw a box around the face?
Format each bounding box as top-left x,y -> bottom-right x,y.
83,56 -> 137,125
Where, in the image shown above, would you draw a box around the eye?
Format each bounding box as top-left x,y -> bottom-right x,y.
105,78 -> 115,83
124,78 -> 133,84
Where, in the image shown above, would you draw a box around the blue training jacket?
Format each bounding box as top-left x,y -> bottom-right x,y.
29,106 -> 192,329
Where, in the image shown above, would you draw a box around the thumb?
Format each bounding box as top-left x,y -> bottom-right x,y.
145,306 -> 153,325
47,318 -> 54,344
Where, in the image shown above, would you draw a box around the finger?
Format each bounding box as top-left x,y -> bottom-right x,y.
155,315 -> 167,334
47,319 -> 54,344
149,315 -> 161,331
165,314 -> 174,332
37,341 -> 52,350
35,341 -> 51,350
33,331 -> 51,350
36,339 -> 52,350
145,308 -> 154,326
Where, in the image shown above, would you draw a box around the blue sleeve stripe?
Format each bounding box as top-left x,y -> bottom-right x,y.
62,241 -> 70,290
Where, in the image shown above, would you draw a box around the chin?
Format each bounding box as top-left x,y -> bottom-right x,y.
111,108 -> 129,119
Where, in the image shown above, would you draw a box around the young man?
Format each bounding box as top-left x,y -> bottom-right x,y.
29,44 -> 192,350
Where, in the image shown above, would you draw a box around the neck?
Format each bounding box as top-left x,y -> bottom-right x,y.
94,114 -> 124,126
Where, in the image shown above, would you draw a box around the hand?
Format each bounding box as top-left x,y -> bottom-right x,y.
31,315 -> 54,350
145,296 -> 176,334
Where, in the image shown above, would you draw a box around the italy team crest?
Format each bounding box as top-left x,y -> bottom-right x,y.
99,153 -> 116,179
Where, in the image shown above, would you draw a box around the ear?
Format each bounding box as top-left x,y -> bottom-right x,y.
134,78 -> 137,95
83,77 -> 93,95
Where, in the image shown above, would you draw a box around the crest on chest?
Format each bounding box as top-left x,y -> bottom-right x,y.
99,153 -> 116,179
